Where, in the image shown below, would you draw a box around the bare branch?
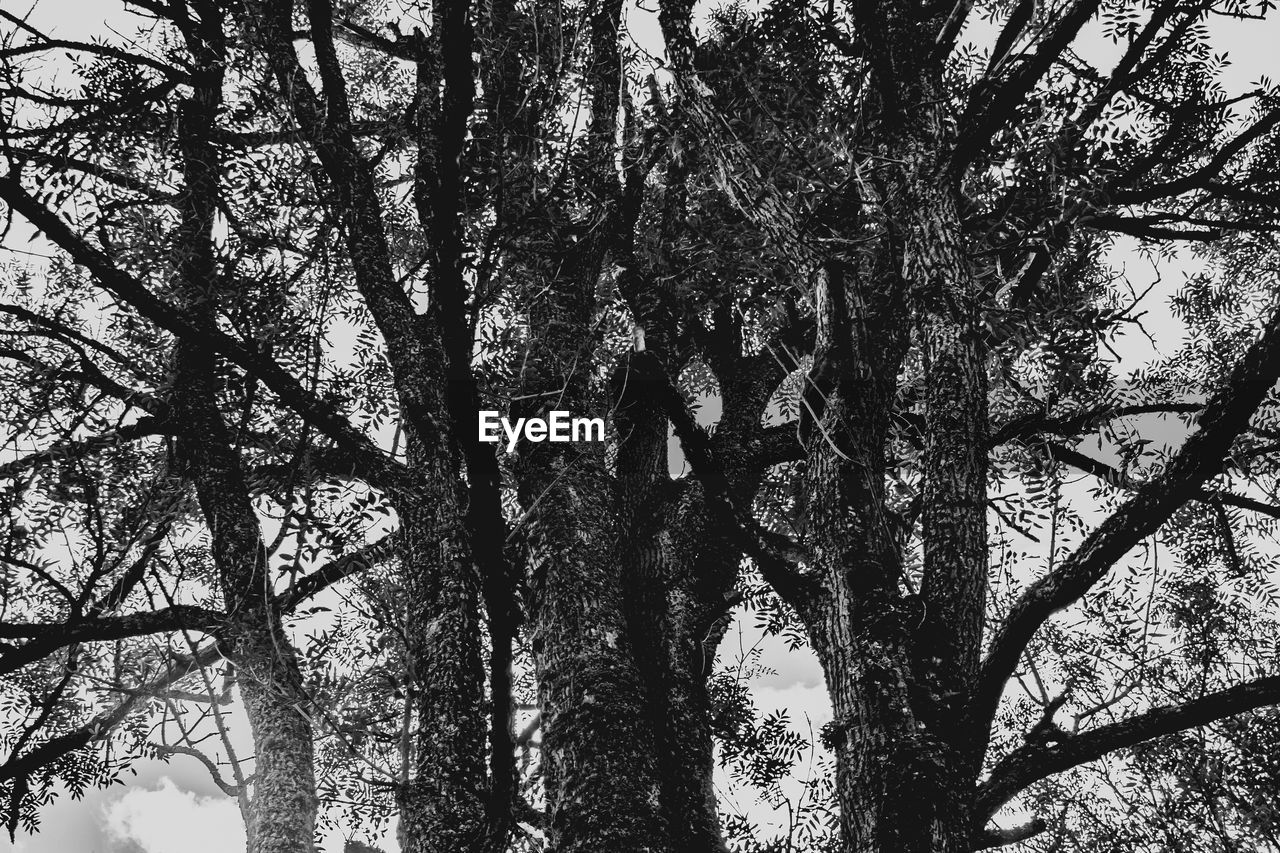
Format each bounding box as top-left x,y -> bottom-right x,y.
0,606 -> 222,676
154,744 -> 249,796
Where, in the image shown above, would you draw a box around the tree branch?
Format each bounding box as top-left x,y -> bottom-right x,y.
974,818 -> 1048,849
1110,107 -> 1280,204
1046,442 -> 1280,522
989,403 -> 1202,448
630,352 -> 818,612
0,9 -> 189,82
154,744 -> 249,796
951,0 -> 1104,175
974,302 -> 1280,739
0,417 -> 168,481
0,174 -> 405,487
0,642 -> 224,784
977,675 -> 1280,820
273,533 -> 399,613
0,606 -> 222,676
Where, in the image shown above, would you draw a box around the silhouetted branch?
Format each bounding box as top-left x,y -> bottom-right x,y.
975,302 -> 1280,735
978,675 -> 1280,820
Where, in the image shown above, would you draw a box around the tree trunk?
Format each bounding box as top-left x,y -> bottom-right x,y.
797,254 -> 979,851
646,547 -> 734,853
394,435 -> 488,853
614,357 -> 731,853
517,435 -> 668,853
171,297 -> 321,853
233,628 -> 321,853
174,339 -> 321,853
804,198 -> 984,853
168,10 -> 320,849
815,632 -> 974,853
511,243 -> 665,849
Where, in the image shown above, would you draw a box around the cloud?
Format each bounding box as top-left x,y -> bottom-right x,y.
103,778 -> 244,853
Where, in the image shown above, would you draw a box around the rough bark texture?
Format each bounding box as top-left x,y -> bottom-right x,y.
394,437 -> 487,853
799,261 -> 942,853
169,9 -> 319,849
763,0 -> 998,841
175,335 -> 320,853
240,5 -> 492,850
410,6 -> 522,845
613,354 -> 743,853
514,283 -> 667,852
516,434 -> 666,852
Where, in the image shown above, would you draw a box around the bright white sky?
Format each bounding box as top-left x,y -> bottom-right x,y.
3,0 -> 1280,851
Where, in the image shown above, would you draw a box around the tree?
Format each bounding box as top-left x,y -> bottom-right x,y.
5,1 -> 1280,852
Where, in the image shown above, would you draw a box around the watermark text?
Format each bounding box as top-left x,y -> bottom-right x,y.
478,410 -> 604,451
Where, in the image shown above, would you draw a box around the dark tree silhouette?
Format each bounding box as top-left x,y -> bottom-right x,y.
3,1 -> 1280,852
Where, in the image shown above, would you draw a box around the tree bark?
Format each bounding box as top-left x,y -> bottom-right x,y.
394,436 -> 488,853
799,253 -> 977,852
238,6 -> 494,849
613,354 -> 736,853
513,242 -> 666,853
514,369 -> 667,852
168,8 -> 319,850
517,441 -> 667,852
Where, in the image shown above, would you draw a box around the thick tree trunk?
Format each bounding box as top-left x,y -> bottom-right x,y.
513,223 -> 665,850
613,358 -> 731,853
172,273 -> 321,853
173,267 -> 321,853
815,634 -> 974,853
804,201 -> 983,853
517,436 -> 668,853
394,437 -> 488,853
909,178 -> 990,787
654,660 -> 726,852
233,628 -> 321,853
797,255 -> 979,852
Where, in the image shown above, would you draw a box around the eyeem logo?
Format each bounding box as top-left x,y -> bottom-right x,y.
478,411 -> 605,451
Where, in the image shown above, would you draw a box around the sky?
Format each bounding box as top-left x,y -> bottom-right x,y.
3,0 -> 1280,851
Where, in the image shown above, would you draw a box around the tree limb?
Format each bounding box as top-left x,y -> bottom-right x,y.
0,606 -> 222,676
0,642 -> 224,784
974,818 -> 1048,849
0,417 -> 168,481
951,0 -> 1104,174
977,675 -> 1280,820
273,533 -> 399,613
154,744 -> 249,796
630,352 -> 818,612
974,302 -> 1280,739
989,402 -> 1203,448
1045,442 -> 1280,522
0,174 -> 405,487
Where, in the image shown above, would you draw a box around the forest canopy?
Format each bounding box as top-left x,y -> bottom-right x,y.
3,1 -> 1280,852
